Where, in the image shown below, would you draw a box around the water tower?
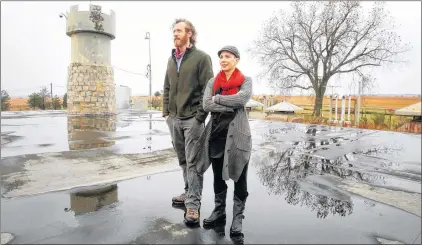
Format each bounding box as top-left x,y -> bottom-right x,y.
65,4 -> 116,115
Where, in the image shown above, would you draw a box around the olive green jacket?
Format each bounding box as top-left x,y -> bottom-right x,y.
162,46 -> 214,123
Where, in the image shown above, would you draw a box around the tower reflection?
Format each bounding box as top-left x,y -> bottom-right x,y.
65,184 -> 118,216
67,115 -> 117,150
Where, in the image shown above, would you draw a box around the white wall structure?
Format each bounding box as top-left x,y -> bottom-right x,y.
334,95 -> 339,123
347,95 -> 352,124
115,85 -> 131,109
341,95 -> 346,123
132,100 -> 148,111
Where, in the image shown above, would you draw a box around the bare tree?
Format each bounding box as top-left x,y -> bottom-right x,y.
249,1 -> 410,116
39,87 -> 50,110
1,90 -> 11,111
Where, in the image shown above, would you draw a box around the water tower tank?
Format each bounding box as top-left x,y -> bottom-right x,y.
65,4 -> 116,115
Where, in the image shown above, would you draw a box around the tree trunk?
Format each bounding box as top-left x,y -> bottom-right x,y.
313,92 -> 324,117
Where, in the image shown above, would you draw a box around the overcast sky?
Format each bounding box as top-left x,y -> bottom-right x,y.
1,1 -> 421,97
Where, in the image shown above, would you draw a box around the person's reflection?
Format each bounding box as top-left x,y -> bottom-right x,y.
67,115 -> 117,150
64,184 -> 118,216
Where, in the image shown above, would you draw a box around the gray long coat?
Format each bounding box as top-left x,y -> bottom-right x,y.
189,76 -> 253,182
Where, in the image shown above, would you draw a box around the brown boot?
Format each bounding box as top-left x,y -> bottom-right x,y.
184,208 -> 200,225
172,193 -> 186,206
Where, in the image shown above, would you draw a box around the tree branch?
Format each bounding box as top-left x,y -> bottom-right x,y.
334,63 -> 381,74
249,1 -> 409,115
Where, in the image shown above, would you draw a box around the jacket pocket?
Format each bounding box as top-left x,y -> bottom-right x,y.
233,129 -> 252,152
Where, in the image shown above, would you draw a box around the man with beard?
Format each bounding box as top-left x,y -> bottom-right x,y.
163,18 -> 214,225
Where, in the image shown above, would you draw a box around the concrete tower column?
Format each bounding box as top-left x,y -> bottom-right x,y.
66,4 -> 116,115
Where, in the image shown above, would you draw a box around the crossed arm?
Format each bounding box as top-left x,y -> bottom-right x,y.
203,78 -> 234,113
213,76 -> 252,108
202,76 -> 253,112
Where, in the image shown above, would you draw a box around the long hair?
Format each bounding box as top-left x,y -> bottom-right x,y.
172,18 -> 197,46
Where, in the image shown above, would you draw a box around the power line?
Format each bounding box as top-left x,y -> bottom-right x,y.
4,86 -> 46,92
4,84 -> 67,97
112,65 -> 147,77
4,63 -> 149,96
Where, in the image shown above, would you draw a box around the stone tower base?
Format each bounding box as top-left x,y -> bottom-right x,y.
67,63 -> 116,115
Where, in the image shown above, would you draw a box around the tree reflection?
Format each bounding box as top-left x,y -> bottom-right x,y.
257,151 -> 355,219
255,125 -> 388,219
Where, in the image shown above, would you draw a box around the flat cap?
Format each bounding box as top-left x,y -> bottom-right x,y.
218,45 -> 240,58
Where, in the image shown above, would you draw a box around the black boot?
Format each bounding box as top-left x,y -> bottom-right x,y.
230,194 -> 247,244
203,190 -> 227,229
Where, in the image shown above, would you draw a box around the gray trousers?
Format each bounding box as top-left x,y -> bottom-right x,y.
166,115 -> 205,209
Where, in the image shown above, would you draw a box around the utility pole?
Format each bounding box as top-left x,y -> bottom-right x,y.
145,32 -> 152,111
355,79 -> 362,126
50,83 -> 54,110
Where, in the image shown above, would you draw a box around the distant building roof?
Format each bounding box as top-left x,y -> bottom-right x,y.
395,102 -> 421,116
246,99 -> 264,108
265,101 -> 303,112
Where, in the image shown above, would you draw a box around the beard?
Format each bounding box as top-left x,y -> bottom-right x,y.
174,34 -> 189,48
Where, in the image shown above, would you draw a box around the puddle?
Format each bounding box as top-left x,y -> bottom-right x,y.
1,164 -> 421,244
0,112 -> 420,244
1,110 -> 172,158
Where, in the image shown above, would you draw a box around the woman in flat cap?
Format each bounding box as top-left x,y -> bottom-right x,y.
199,45 -> 253,244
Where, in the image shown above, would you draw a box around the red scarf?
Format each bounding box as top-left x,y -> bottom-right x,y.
213,68 -> 245,95
174,44 -> 192,59
174,48 -> 185,59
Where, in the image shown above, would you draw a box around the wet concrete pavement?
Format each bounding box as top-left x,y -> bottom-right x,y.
1,110 -> 172,158
1,110 -> 421,244
1,110 -> 178,197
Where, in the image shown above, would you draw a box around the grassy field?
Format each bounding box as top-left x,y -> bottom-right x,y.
8,98 -> 32,111
251,95 -> 420,111
8,97 -> 65,111
10,95 -> 419,111
245,95 -> 420,132
7,95 -> 420,133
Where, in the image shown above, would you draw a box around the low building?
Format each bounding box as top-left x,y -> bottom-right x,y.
131,96 -> 149,111
395,101 -> 421,118
394,102 -> 421,133
264,101 -> 304,114
115,85 -> 132,110
264,101 -> 304,122
246,99 -> 264,110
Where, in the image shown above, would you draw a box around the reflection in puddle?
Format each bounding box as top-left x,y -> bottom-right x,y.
145,114 -> 152,152
67,116 -> 117,150
65,184 -> 118,216
1,131 -> 24,146
131,217 -> 228,244
256,149 -> 355,219
252,125 -> 408,219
